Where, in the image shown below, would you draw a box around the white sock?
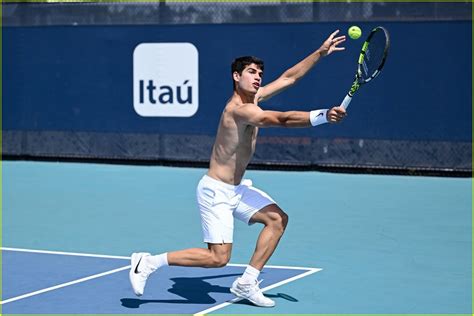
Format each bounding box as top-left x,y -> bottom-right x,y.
145,253 -> 168,270
240,265 -> 260,284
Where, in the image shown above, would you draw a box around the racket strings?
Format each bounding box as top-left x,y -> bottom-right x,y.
360,29 -> 387,81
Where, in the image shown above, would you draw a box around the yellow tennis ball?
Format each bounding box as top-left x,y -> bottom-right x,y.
348,26 -> 362,40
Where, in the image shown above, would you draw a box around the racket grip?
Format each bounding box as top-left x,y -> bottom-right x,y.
341,94 -> 352,110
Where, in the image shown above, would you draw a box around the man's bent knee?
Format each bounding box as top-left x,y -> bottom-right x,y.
207,243 -> 232,268
269,209 -> 289,230
209,253 -> 230,268
252,205 -> 289,232
275,214 -> 288,235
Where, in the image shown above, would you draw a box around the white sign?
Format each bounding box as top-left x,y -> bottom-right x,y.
133,43 -> 199,117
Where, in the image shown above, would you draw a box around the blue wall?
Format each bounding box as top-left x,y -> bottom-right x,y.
3,21 -> 471,168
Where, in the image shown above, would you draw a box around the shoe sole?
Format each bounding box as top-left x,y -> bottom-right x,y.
230,287 -> 275,307
129,253 -> 143,296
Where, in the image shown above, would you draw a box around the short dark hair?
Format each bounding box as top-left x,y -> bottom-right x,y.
231,56 -> 264,90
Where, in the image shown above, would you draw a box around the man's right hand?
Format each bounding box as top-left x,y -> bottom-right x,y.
326,106 -> 347,123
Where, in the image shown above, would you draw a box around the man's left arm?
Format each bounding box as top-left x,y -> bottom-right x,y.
257,30 -> 346,102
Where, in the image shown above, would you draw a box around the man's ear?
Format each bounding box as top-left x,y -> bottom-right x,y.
233,71 -> 240,83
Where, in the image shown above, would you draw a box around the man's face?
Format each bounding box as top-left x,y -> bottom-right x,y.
234,63 -> 263,94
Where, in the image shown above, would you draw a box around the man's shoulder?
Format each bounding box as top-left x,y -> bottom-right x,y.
221,101 -> 254,128
226,100 -> 260,112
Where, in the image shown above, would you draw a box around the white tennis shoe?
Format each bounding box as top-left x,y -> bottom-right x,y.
230,277 -> 275,307
129,252 -> 155,296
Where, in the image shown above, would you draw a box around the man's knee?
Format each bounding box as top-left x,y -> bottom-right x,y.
207,245 -> 232,268
268,210 -> 289,236
252,205 -> 289,234
209,253 -> 231,268
274,211 -> 289,233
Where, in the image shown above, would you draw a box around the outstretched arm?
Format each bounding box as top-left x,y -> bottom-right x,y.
234,103 -> 347,128
257,30 -> 346,102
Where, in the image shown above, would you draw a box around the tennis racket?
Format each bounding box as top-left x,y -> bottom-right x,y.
341,26 -> 390,110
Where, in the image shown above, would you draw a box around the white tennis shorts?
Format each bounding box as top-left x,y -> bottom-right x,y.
196,174 -> 276,244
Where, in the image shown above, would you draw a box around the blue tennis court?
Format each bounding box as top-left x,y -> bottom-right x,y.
2,247 -> 317,314
2,161 -> 471,314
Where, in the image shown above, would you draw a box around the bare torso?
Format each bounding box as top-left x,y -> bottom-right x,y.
207,98 -> 258,185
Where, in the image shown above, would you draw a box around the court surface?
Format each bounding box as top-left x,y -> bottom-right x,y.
2,161 -> 472,314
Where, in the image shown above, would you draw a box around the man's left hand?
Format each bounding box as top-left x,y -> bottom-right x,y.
319,30 -> 346,57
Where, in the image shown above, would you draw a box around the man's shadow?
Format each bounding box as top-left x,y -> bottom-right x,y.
121,273 -> 239,308
233,292 -> 298,306
121,273 -> 298,309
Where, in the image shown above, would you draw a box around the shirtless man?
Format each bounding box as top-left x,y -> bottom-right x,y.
130,30 -> 347,307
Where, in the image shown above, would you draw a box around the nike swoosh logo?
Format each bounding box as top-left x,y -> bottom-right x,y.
316,113 -> 324,117
134,256 -> 142,274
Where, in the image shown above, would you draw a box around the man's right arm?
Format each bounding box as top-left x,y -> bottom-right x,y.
233,104 -> 346,128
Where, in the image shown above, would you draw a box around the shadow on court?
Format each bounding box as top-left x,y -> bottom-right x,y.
121,273 -> 241,308
232,292 -> 299,307
120,273 -> 299,309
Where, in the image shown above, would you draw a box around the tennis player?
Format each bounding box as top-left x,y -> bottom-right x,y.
130,30 -> 346,307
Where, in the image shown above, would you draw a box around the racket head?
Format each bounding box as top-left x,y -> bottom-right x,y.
356,26 -> 390,84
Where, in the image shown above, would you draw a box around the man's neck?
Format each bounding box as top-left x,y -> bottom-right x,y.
234,89 -> 256,104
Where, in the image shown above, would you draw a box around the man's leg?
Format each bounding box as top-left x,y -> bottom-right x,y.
248,204 -> 289,270
230,204 -> 288,307
130,243 -> 232,296
168,243 -> 232,268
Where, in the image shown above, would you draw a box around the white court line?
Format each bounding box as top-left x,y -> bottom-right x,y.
1,247 -> 315,270
1,247 -> 130,260
0,265 -> 131,305
227,263 -> 321,270
194,267 -> 322,315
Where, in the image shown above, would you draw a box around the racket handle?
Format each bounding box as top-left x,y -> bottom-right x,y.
341,94 -> 352,110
